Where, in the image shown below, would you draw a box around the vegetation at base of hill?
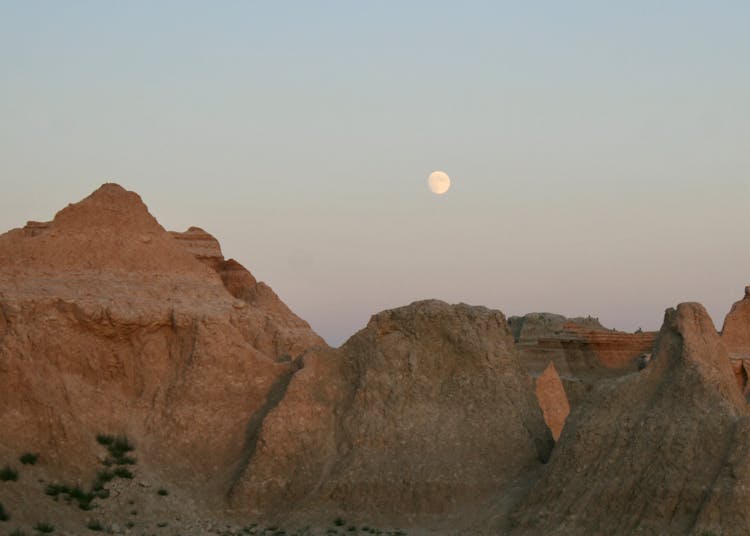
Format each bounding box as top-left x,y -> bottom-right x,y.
43,433 -> 138,510
0,464 -> 19,481
34,521 -> 55,533
86,519 -> 104,531
20,452 -> 39,465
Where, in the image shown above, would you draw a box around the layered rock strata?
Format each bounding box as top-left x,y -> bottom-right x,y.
509,313 -> 656,379
0,184 -> 323,493
509,303 -> 750,535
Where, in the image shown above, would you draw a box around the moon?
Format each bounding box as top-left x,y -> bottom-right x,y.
428,171 -> 451,195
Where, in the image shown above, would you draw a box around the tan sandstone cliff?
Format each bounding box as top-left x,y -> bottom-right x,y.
533,362 -> 569,440
721,286 -> 750,400
229,300 -> 553,528
0,184 -> 323,498
509,302 -> 750,535
508,313 -> 656,380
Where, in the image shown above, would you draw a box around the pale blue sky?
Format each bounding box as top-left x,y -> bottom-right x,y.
2,1 -> 749,344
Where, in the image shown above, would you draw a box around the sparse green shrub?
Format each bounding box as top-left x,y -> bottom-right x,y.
94,488 -> 110,499
95,434 -> 114,447
0,502 -> 9,521
20,453 -> 39,465
157,522 -> 168,528
113,466 -> 133,479
0,465 -> 18,481
348,528 -> 356,532
95,469 -> 114,484
34,522 -> 55,533
69,486 -> 87,500
109,436 -> 135,457
117,454 -> 137,465
44,483 -> 72,497
86,520 -> 104,531
130,510 -> 138,515
10,529 -> 27,536
334,518 -> 345,527
66,486 -> 95,510
157,488 -> 168,496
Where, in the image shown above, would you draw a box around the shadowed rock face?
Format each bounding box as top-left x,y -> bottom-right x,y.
0,184 -> 323,494
509,303 -> 750,535
230,300 -> 553,524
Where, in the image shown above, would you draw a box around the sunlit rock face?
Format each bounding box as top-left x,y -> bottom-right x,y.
509,303 -> 750,536
721,287 -> 750,400
534,362 -> 570,440
0,184 -> 324,494
230,300 -> 553,526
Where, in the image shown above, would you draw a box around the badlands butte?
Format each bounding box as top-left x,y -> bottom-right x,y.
1,184 -> 750,536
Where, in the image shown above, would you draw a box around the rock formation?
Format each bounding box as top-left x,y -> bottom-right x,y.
722,286 -> 750,359
5,182 -> 750,534
230,300 -> 553,526
534,362 -> 570,440
0,184 -> 323,495
508,312 -> 656,379
509,303 -> 750,535
721,286 -> 750,399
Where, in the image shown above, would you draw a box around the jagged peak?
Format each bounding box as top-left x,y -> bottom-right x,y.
0,183 -> 212,276
51,182 -> 160,233
721,286 -> 750,359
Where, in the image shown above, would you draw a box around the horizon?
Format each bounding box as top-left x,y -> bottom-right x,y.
2,2 -> 748,345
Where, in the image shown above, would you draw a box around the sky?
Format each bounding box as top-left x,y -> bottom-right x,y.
1,1 -> 749,345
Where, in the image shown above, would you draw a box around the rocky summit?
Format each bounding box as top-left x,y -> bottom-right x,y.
1,184 -> 749,535
509,302 -> 750,535
230,300 -> 552,530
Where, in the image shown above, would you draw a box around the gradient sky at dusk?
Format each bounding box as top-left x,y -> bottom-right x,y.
2,1 -> 749,345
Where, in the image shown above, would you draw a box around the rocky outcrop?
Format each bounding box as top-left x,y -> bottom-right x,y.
171,226 -> 323,359
722,286 -> 750,359
230,300 -> 553,526
534,362 -> 570,440
169,226 -> 225,269
721,286 -> 750,399
0,184 -> 323,494
509,312 -> 656,380
509,303 -> 750,535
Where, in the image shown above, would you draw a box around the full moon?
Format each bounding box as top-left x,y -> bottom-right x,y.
428,171 -> 451,195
